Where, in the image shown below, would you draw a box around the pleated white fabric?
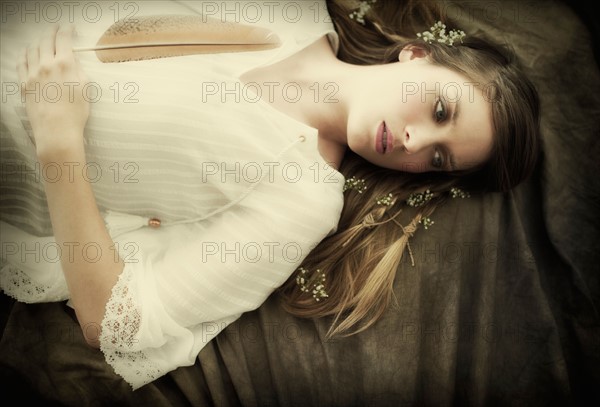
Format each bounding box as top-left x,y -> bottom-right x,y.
0,0 -> 344,389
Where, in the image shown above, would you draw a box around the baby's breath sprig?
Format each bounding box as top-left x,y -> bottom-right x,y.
450,187 -> 470,199
375,193 -> 394,206
419,216 -> 435,230
343,177 -> 368,194
406,189 -> 434,207
295,267 -> 309,292
349,0 -> 377,25
296,267 -> 328,302
416,21 -> 466,46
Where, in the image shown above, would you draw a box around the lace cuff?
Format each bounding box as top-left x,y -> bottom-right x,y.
0,262 -> 69,303
96,249 -> 233,390
99,261 -> 162,389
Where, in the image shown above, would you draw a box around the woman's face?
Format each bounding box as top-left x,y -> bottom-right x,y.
346,48 -> 494,173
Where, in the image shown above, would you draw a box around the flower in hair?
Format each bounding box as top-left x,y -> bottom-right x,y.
406,189 -> 434,207
376,193 -> 394,206
344,177 -> 368,193
450,187 -> 470,199
296,267 -> 328,302
349,0 -> 377,25
419,216 -> 435,230
417,21 -> 466,46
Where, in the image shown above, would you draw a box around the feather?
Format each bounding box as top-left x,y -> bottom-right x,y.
77,14 -> 281,62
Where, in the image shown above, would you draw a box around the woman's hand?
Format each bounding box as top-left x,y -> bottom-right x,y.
17,24 -> 90,159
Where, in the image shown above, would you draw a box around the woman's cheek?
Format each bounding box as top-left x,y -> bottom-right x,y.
401,93 -> 425,122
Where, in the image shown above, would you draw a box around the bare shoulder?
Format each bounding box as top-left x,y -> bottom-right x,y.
95,14 -> 281,62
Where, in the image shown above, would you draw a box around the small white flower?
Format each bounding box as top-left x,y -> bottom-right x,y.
376,193 -> 394,206
416,21 -> 465,46
419,217 -> 435,230
349,0 -> 377,26
295,267 -> 329,302
344,177 -> 368,193
406,189 -> 434,207
450,187 -> 470,199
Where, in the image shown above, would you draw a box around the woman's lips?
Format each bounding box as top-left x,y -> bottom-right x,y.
376,121 -> 394,154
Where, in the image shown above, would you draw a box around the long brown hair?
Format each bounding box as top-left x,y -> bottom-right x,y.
277,0 -> 541,338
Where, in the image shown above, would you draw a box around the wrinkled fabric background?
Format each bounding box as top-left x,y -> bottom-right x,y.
1,0 -> 599,405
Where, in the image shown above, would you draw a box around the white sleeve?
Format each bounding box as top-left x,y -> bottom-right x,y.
98,184 -> 342,390
0,221 -> 70,303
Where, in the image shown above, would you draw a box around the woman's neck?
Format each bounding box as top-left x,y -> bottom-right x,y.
241,35 -> 354,169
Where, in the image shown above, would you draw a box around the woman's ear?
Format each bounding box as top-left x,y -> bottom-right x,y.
398,45 -> 429,62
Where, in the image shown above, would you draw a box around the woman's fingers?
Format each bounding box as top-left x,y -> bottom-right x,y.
26,40 -> 40,71
55,24 -> 75,59
19,23 -> 78,84
22,24 -> 76,74
39,24 -> 59,66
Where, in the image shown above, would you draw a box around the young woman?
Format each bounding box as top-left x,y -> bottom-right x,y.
0,0 -> 540,389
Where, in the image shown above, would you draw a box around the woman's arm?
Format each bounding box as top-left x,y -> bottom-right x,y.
38,145 -> 123,348
18,24 -> 123,347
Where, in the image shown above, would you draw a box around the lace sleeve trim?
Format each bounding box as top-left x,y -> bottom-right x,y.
99,262 -> 162,389
0,263 -> 69,303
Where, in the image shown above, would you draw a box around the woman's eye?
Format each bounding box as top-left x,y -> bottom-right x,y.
432,150 -> 444,168
434,99 -> 446,122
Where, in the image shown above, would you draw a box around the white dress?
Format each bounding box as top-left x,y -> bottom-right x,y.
0,0 -> 344,389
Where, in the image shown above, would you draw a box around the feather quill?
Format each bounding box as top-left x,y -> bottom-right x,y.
76,15 -> 281,62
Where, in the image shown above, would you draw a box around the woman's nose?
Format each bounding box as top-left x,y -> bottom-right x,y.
404,125 -> 444,154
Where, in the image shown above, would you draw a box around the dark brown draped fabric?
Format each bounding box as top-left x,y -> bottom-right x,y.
1,0 -> 599,405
